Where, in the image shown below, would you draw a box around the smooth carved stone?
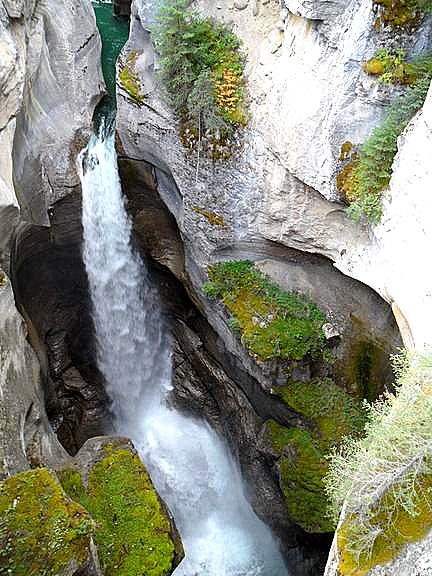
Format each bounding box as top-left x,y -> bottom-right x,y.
234,0 -> 249,9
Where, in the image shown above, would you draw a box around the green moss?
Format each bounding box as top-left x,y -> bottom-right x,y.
348,340 -> 384,401
337,473 -> 432,575
59,448 -> 176,576
0,271 -> 6,287
192,206 -> 228,228
268,424 -> 333,533
267,380 -> 367,533
0,468 -> 93,576
119,52 -> 145,105
203,260 -> 328,364
276,379 -> 368,449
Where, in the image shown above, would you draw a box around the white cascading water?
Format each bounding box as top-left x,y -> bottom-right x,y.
79,126 -> 289,576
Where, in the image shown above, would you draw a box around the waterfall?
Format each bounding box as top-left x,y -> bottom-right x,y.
79,126 -> 289,576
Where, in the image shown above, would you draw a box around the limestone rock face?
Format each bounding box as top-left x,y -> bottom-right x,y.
336,85 -> 432,352
0,0 -> 104,240
0,272 -> 67,477
116,0 -> 432,354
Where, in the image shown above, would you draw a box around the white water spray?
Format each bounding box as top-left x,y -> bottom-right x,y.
79,127 -> 289,576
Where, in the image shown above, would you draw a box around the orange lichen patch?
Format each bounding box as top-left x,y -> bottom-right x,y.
192,207 -> 228,228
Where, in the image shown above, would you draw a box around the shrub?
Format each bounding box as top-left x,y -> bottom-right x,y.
364,49 -> 432,86
203,260 -> 328,363
364,48 -> 416,85
152,0 -> 247,155
325,353 -> 432,573
338,74 -> 432,223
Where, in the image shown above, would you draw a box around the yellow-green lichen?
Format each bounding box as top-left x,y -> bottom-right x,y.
267,380 -> 367,533
192,206 -> 228,228
0,468 -> 93,576
203,260 -> 328,364
337,473 -> 432,575
119,52 -> 145,105
58,448 -> 176,576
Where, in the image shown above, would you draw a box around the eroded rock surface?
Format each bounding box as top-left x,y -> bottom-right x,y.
116,0 -> 432,355
0,271 -> 67,477
0,0 -> 104,247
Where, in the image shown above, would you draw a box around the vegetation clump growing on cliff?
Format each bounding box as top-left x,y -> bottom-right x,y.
58,447 -> 177,576
267,379 -> 367,533
325,353 -> 432,574
153,0 -> 247,158
0,468 -> 93,575
337,70 -> 432,223
373,0 -> 432,29
119,51 -> 145,105
202,260 -> 327,363
364,49 -> 432,86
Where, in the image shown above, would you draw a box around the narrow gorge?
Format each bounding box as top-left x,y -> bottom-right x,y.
0,0 -> 431,575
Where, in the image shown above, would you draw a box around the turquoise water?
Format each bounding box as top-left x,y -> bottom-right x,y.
93,1 -> 130,98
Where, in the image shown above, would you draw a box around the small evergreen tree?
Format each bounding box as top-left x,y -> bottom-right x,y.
152,0 -> 247,158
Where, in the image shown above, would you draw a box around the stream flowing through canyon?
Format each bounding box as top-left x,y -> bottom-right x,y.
79,123 -> 289,576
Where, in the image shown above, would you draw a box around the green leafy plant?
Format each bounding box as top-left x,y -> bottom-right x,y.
203,260 -> 328,363
325,352 -> 432,574
338,73 -> 432,223
152,0 -> 247,158
364,48 -> 415,84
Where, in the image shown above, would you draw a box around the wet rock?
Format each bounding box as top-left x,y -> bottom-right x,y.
11,192 -> 110,456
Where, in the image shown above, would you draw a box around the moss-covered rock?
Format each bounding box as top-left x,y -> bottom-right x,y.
203,260 -> 328,364
0,468 -> 93,576
58,441 -> 181,576
266,379 -> 367,533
